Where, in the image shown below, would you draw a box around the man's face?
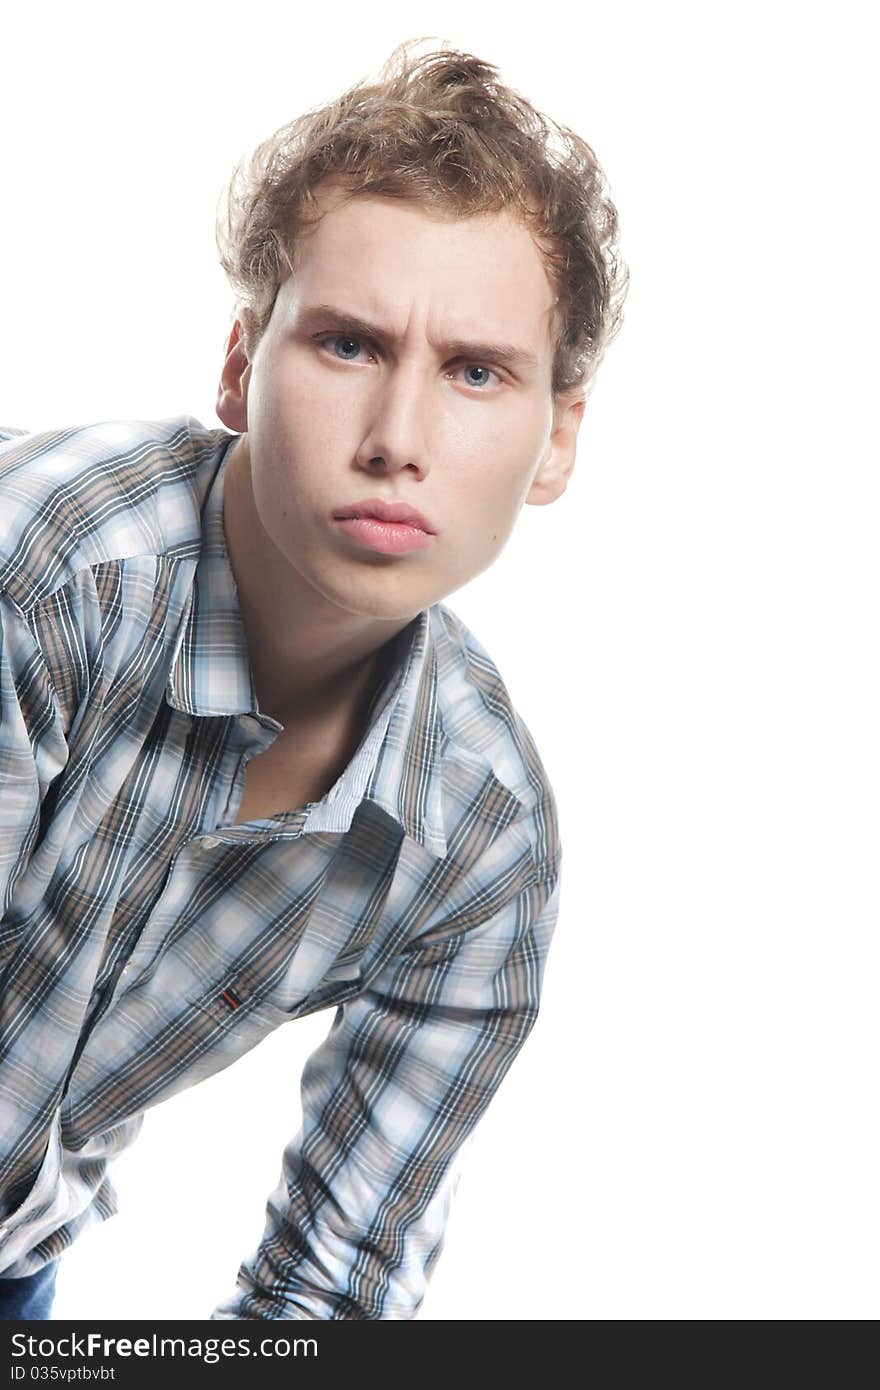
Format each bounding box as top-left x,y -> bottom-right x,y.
219,184 -> 583,622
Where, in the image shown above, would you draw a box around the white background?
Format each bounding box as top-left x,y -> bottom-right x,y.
1,0 -> 876,1320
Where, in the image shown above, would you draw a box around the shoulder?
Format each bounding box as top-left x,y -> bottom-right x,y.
428,602 -> 561,877
0,416 -> 232,613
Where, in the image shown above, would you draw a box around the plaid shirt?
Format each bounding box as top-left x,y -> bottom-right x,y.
0,416 -> 561,1319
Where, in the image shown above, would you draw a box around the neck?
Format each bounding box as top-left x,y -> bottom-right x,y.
221,435 -> 413,728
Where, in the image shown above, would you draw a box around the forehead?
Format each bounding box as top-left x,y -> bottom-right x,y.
281,185 -> 559,362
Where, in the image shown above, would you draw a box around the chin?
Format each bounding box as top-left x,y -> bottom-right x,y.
314,570 -> 436,624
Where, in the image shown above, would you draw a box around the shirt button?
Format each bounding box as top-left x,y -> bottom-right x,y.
201,835 -> 221,850
121,963 -> 132,977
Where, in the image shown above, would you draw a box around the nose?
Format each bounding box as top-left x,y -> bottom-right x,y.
354,361 -> 429,479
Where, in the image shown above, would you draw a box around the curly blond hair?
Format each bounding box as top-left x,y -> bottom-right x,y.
216,39 -> 628,398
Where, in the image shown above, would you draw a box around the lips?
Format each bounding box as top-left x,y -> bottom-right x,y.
332,497 -> 436,534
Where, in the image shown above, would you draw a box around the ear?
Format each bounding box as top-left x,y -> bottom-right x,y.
526,391 -> 586,506
216,319 -> 252,433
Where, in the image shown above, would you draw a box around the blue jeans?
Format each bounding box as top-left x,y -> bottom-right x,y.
0,1260 -> 58,1319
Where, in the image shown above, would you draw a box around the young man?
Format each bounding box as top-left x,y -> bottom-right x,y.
0,43 -> 626,1319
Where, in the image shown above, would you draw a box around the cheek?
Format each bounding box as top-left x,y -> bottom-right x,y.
251,398 -> 337,498
454,484 -> 523,565
454,433 -> 541,517
460,404 -> 547,481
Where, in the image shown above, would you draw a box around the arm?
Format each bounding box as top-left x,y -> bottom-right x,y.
211,870 -> 560,1320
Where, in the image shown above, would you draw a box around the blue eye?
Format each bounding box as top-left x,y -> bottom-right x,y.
331,335 -> 362,360
463,365 -> 493,389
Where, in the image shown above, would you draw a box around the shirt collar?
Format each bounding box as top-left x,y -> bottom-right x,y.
166,433 -> 258,720
166,432 -> 447,859
360,605 -> 447,858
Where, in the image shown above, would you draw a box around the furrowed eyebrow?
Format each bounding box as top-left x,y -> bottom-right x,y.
298,303 -> 540,372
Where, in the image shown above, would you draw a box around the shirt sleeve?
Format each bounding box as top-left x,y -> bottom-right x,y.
211,870 -> 561,1320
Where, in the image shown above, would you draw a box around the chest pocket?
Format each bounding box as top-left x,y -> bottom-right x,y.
208,801 -> 405,1025
192,949 -> 367,1032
